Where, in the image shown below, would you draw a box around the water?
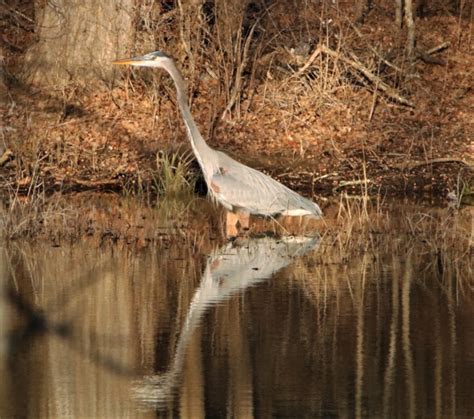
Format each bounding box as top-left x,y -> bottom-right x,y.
0,200 -> 472,418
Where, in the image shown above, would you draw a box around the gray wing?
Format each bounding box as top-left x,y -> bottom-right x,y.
210,152 -> 322,216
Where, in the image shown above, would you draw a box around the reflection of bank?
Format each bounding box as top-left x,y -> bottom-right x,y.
134,235 -> 319,407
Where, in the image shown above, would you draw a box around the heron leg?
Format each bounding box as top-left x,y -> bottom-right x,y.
226,211 -> 239,238
237,210 -> 250,230
225,210 -> 250,238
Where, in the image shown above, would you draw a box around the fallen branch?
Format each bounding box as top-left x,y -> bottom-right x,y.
416,41 -> 450,65
0,177 -> 123,194
293,46 -> 322,77
426,41 -> 450,55
394,157 -> 474,171
348,22 -> 404,74
61,178 -> 123,190
333,179 -> 373,191
340,48 -> 414,107
295,44 -> 414,107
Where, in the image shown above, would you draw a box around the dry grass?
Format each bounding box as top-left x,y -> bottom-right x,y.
153,150 -> 196,198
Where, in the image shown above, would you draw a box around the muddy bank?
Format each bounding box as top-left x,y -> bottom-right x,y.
2,191 -> 472,250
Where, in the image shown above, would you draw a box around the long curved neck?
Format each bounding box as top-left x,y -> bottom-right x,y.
164,62 -> 213,167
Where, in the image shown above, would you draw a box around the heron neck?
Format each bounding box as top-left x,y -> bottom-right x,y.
166,64 -> 213,163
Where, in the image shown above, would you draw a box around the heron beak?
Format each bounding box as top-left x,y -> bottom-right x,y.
112,56 -> 148,66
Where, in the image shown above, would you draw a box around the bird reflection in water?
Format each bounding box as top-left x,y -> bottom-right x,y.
134,235 -> 319,407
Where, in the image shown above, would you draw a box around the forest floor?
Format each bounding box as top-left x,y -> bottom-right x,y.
1,7 -> 473,207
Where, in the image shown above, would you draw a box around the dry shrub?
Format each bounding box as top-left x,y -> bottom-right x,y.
130,3 -> 367,92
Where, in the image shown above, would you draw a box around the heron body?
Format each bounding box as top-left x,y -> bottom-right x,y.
113,51 -> 322,236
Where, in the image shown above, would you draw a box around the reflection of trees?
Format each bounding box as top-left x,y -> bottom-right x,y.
278,206 -> 472,418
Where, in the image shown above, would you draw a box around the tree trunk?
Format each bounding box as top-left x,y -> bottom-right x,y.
394,0 -> 403,28
404,0 -> 415,59
23,0 -> 134,87
0,45 -> 6,103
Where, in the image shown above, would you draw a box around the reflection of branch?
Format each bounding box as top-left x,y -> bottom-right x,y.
61,334 -> 137,377
134,236 -> 319,407
43,264 -> 105,313
5,286 -> 136,377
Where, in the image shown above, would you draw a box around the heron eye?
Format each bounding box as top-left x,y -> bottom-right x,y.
219,167 -> 227,174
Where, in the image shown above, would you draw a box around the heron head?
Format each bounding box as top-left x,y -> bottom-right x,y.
112,51 -> 174,69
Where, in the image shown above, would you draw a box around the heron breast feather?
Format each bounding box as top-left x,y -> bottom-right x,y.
210,181 -> 220,193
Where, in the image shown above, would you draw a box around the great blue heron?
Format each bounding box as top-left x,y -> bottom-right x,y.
113,51 -> 322,236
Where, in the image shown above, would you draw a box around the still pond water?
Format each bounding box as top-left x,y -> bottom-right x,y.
0,199 -> 473,418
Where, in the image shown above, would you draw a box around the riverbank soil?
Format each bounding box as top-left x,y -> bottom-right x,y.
1,2 -> 473,202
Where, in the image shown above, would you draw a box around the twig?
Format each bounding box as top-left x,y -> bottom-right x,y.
368,60 -> 382,121
222,18 -> 260,118
312,172 -> 339,182
177,0 -> 193,74
355,0 -> 373,24
395,0 -> 403,28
